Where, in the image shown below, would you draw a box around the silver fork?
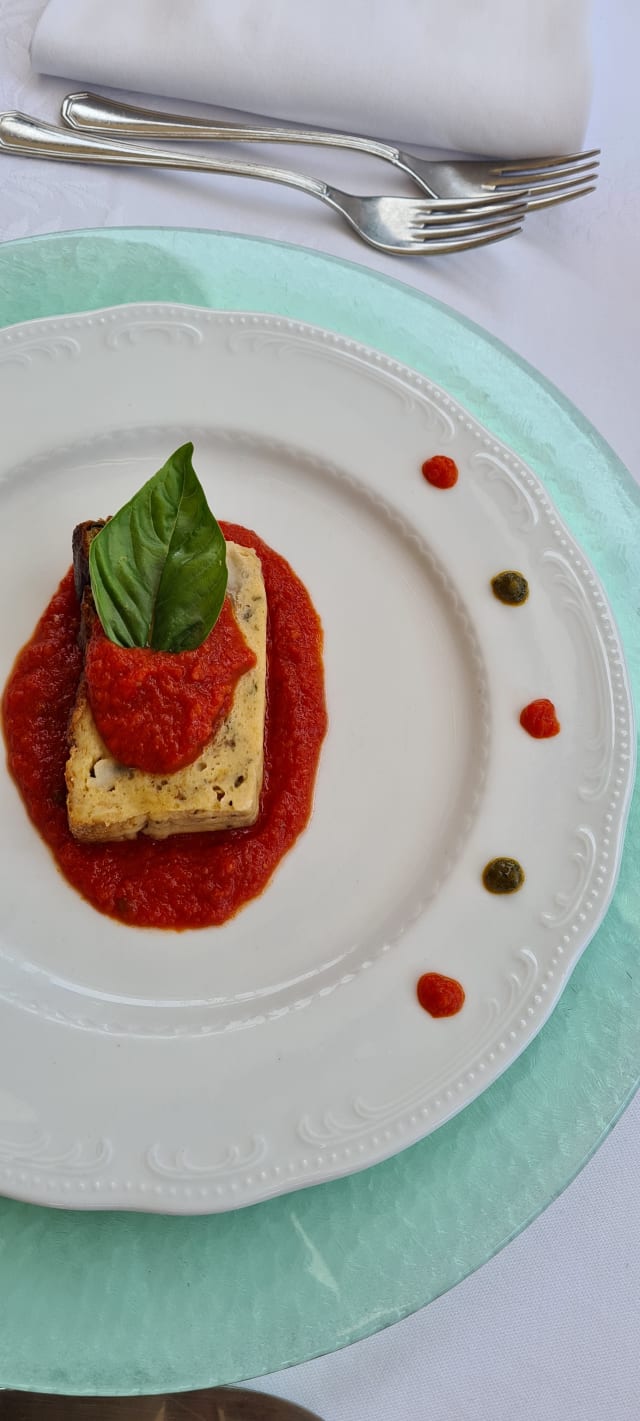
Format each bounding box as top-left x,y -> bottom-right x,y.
61,91 -> 599,213
0,113 -> 526,257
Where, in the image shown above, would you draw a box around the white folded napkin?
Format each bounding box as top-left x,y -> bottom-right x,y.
31,0 -> 592,156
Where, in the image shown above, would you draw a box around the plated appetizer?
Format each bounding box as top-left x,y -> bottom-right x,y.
2,444 -> 327,929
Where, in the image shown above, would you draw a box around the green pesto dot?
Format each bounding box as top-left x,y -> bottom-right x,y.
482,857 -> 525,894
491,571 -> 529,605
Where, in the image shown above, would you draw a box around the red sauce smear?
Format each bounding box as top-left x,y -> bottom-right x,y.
519,698 -> 561,739
421,455 -> 459,489
85,599 -> 255,774
417,972 -> 465,1018
2,523 -> 327,931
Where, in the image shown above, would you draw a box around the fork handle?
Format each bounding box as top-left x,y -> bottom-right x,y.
62,90 -> 401,164
0,111 -> 335,203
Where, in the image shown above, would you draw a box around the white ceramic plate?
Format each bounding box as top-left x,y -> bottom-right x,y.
0,304 -> 634,1214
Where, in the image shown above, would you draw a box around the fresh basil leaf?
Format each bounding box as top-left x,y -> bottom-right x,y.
89,443 -> 228,653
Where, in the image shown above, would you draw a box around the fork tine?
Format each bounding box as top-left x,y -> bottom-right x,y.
408,197 -> 528,227
493,171 -> 598,199
492,161 -> 599,190
386,191 -> 532,211
515,183 -> 597,213
411,206 -> 528,237
491,149 -> 600,176
410,223 -> 523,255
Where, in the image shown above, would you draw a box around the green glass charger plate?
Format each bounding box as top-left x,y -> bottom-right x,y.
0,228 -> 638,1397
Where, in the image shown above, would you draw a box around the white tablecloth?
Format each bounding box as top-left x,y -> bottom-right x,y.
1,3 -> 639,1417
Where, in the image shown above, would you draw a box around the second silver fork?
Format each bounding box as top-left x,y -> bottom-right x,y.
61,91 -> 599,212
0,112 -> 526,257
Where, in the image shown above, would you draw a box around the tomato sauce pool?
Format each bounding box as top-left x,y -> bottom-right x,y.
2,524 -> 327,930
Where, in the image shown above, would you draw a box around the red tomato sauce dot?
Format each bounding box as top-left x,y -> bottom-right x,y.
416,972 -> 465,1017
421,455 -> 459,489
519,698 -> 560,739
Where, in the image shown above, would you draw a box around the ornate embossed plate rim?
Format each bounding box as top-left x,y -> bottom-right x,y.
0,301 -> 635,1214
